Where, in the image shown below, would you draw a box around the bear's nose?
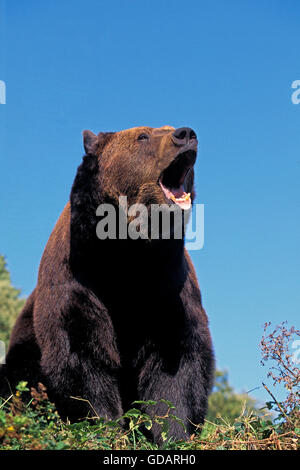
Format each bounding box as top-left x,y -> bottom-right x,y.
172,127 -> 197,146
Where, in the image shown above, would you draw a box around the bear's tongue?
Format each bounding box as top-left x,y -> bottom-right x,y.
159,181 -> 191,210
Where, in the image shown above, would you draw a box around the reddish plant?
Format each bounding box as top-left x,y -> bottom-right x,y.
260,322 -> 300,421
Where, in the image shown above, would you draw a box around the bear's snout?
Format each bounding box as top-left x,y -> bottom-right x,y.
171,127 -> 197,147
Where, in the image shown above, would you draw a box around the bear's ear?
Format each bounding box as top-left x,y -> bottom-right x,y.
83,130 -> 98,155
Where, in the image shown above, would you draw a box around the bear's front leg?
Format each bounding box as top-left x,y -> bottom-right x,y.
34,282 -> 123,422
137,343 -> 214,443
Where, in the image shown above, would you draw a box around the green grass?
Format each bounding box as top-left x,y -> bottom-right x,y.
0,382 -> 299,450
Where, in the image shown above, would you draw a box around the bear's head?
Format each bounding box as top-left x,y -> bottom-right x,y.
82,125 -> 198,211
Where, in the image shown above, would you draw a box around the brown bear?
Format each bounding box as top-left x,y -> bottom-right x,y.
0,125 -> 214,443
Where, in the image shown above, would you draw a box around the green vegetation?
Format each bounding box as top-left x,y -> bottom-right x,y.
207,369 -> 260,424
0,256 -> 299,450
0,377 -> 299,450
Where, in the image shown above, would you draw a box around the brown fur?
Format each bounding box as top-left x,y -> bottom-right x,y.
0,126 -> 214,443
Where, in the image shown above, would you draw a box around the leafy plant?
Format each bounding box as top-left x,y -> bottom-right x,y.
260,321 -> 300,427
207,369 -> 261,424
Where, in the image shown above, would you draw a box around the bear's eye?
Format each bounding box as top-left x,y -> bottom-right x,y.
137,133 -> 150,141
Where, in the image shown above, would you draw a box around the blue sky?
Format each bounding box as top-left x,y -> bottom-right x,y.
0,0 -> 299,404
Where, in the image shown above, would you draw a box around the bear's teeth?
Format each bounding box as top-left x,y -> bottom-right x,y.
170,192 -> 190,202
159,180 -> 191,209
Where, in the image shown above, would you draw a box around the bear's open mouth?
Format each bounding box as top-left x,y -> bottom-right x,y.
159,149 -> 196,210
